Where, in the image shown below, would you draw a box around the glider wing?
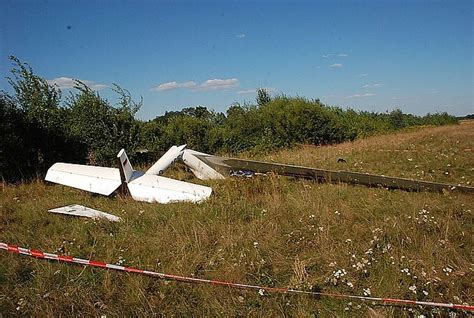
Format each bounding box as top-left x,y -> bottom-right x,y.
45,163 -> 122,196
183,151 -> 474,193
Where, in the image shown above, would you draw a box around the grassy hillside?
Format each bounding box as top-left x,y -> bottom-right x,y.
1,121 -> 472,317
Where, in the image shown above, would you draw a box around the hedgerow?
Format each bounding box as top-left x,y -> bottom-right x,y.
0,57 -> 457,181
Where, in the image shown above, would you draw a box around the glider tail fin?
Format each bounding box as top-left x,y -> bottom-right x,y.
117,149 -> 134,183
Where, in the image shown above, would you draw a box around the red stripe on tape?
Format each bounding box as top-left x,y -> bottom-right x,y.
454,304 -> 474,311
30,250 -> 44,258
58,255 -> 73,262
125,267 -> 144,274
383,298 -> 417,305
89,260 -> 107,268
211,280 -> 232,287
265,286 -> 289,293
7,245 -> 19,253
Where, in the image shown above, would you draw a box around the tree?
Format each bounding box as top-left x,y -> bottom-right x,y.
256,88 -> 271,106
6,56 -> 62,130
65,81 -> 142,164
1,56 -> 85,180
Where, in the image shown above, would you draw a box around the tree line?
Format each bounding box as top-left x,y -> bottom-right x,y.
0,56 -> 457,182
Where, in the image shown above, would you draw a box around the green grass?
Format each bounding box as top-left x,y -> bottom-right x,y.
1,121 -> 473,317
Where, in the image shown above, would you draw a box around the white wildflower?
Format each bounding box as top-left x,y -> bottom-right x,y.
355,262 -> 364,270
442,266 -> 453,275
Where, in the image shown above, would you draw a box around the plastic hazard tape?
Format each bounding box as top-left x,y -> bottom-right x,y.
1,242 -> 472,312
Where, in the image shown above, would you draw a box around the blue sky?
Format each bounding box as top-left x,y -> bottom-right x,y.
1,0 -> 472,119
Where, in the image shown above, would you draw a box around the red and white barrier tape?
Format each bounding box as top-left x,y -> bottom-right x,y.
1,242 -> 472,312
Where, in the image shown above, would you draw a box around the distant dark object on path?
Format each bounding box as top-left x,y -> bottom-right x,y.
337,158 -> 347,163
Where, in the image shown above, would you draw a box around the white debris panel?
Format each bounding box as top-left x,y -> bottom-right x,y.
48,204 -> 122,222
45,163 -> 122,196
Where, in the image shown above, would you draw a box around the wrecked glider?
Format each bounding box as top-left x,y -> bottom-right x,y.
45,147 -> 212,204
46,145 -> 473,204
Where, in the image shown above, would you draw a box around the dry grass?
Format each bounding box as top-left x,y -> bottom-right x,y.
0,121 -> 473,317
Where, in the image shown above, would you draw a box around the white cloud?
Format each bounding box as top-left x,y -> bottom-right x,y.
152,78 -> 239,92
237,89 -> 256,94
47,77 -> 77,89
89,83 -> 109,90
323,53 -> 348,58
357,73 -> 368,78
344,93 -> 376,99
236,33 -> 246,38
200,78 -> 239,90
362,83 -> 382,88
329,63 -> 343,68
47,77 -> 108,91
151,81 -> 197,91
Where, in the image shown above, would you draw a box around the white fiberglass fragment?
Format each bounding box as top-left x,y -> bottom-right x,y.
48,204 -> 121,222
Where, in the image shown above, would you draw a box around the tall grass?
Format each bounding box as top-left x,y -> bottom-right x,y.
1,121 -> 472,316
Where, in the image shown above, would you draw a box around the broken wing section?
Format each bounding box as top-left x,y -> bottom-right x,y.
127,172 -> 212,204
146,144 -> 187,176
45,163 -> 122,196
182,150 -> 474,193
182,149 -> 225,180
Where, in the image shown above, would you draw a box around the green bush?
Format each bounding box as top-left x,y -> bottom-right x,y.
1,57 -> 86,181
65,82 -> 142,165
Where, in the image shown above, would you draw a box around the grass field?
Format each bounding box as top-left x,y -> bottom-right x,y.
1,121 -> 473,317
